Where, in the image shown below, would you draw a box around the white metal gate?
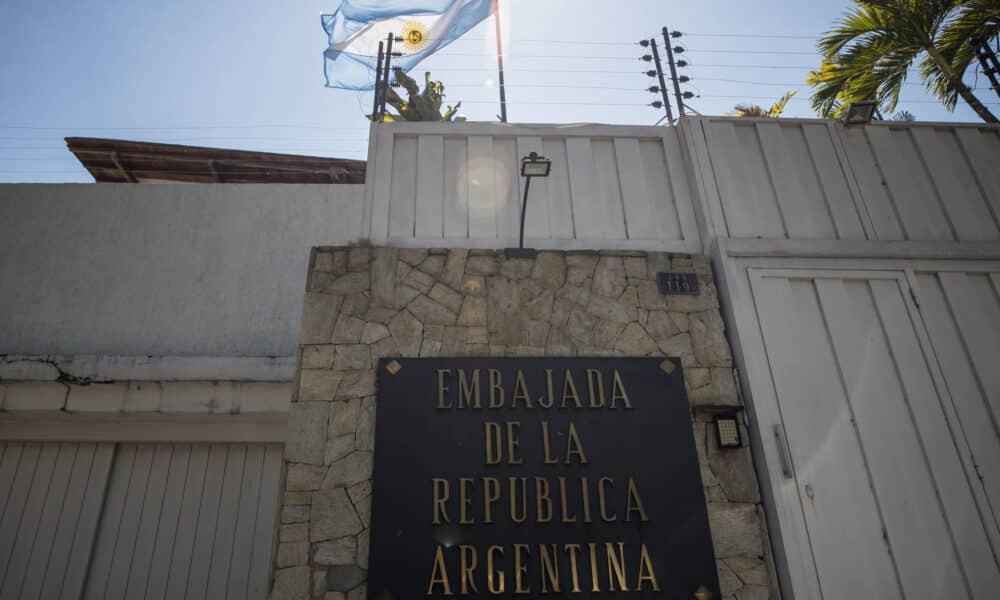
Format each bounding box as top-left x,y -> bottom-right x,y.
749,268 -> 1000,599
0,442 -> 282,600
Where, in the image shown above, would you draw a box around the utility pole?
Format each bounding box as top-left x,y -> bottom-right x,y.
648,38 -> 674,123
378,33 -> 398,122
493,0 -> 508,122
662,27 -> 685,118
972,38 -> 1000,102
372,41 -> 385,120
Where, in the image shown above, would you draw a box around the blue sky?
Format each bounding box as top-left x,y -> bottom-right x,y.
0,0 -> 996,182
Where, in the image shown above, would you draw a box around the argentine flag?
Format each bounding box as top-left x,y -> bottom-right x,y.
322,0 -> 493,90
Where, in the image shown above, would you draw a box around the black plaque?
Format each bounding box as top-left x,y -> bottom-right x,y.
368,357 -> 719,599
656,272 -> 699,296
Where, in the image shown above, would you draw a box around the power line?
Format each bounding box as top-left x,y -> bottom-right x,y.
684,32 -> 818,40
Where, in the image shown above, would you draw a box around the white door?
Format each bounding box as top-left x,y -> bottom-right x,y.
749,268 -> 1000,599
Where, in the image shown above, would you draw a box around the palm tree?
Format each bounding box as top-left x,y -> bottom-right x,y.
731,90 -> 798,118
808,0 -> 997,123
938,0 -> 1000,103
369,68 -> 464,122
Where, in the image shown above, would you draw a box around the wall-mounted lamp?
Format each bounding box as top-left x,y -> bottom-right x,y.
841,100 -> 877,125
714,413 -> 743,448
505,151 -> 552,259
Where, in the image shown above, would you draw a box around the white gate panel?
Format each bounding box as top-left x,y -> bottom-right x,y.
915,270 -> 1000,540
84,443 -> 282,600
0,442 -> 114,600
750,269 -> 1000,599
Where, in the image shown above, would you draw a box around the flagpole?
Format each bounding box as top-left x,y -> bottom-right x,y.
493,0 -> 508,122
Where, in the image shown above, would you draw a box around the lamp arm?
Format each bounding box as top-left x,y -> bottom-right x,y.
518,175 -> 532,250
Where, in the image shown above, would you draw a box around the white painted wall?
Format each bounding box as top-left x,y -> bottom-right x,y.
0,183 -> 364,358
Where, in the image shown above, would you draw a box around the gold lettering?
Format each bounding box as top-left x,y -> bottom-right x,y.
432,478 -> 450,524
513,544 -> 530,593
460,545 -> 478,594
487,545 -> 505,594
580,476 -> 593,523
483,477 -> 500,523
489,369 -> 504,408
538,369 -> 555,408
586,369 -> 605,408
538,544 -> 560,592
587,543 -> 600,592
561,369 -> 582,408
564,544 -> 582,593
540,421 -> 559,464
606,542 -> 630,591
458,369 -> 481,408
437,369 -> 452,409
535,477 -> 553,523
510,477 -> 527,523
459,478 -> 474,525
558,477 -> 577,523
626,477 -> 649,522
611,369 -> 632,408
512,370 -> 533,408
427,545 -> 453,595
598,477 -> 616,522
565,421 -> 589,464
506,421 -> 523,465
484,422 -> 502,464
637,544 -> 661,591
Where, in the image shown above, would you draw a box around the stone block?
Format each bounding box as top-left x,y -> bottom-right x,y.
355,397 -> 375,451
333,345 -> 371,371
388,310 -> 423,355
325,273 -> 370,296
271,566 -> 310,600
360,323 -> 389,344
466,255 -> 499,275
279,523 -> 308,542
530,252 -> 566,289
524,289 -> 554,322
311,488 -> 364,541
301,293 -> 342,344
370,247 -> 398,306
323,451 -> 373,489
398,248 -> 428,266
403,268 -> 435,294
336,370 -> 375,399
302,345 -> 336,369
369,336 -> 398,362
328,399 -> 361,439
326,434 -> 355,465
614,323 -> 659,355
592,256 -> 626,297
500,258 -> 534,280
326,565 -> 366,593
707,503 -> 763,558
66,383 -> 126,413
458,296 -> 487,326
419,255 -> 445,276
299,370 -> 342,402
314,537 -> 357,565
325,593 -> 347,600
346,583 -> 366,600
408,295 -> 457,325
708,430 -> 760,503
586,294 -> 637,324
285,402 -> 328,465
0,359 -> 59,380
347,247 -> 370,272
2,382 -> 68,412
283,491 -> 311,505
690,311 -> 733,367
237,382 -> 292,413
331,315 -> 366,344
441,249 -> 468,289
364,306 -> 398,324
636,280 -> 667,309
281,505 -> 310,524
737,585 -> 770,600
428,283 -> 463,313
624,256 -> 647,279
645,310 -> 679,341
717,559 -> 743,597
287,463 -> 327,491
314,251 -> 335,273
726,557 -> 770,587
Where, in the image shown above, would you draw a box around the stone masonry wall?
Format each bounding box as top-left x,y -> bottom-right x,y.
274,246 -> 777,600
